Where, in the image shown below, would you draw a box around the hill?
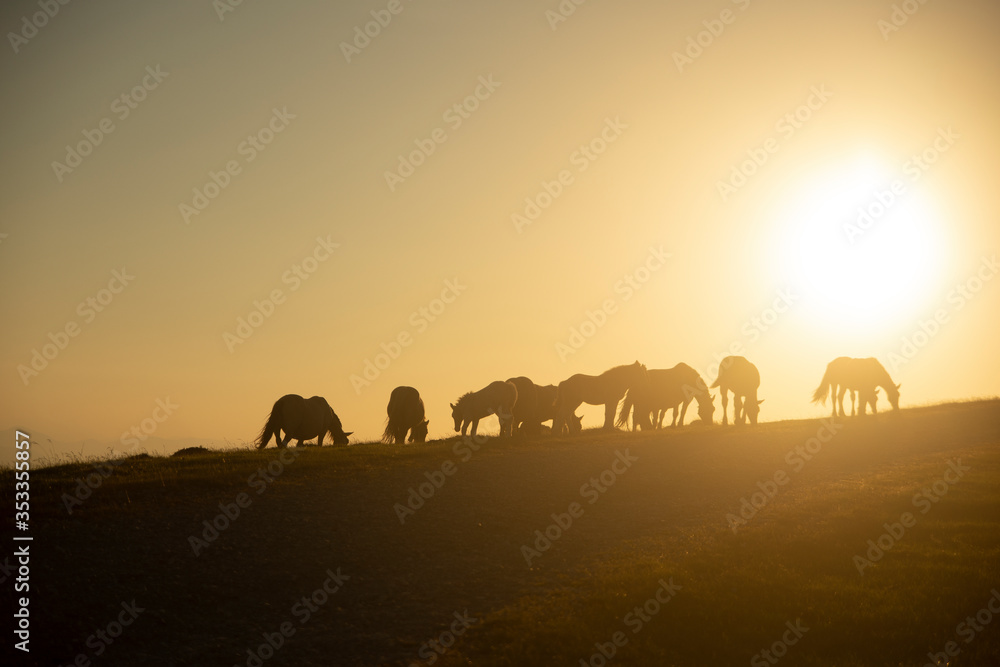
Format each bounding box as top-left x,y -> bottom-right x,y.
5,400 -> 1000,666
0,428 -> 228,468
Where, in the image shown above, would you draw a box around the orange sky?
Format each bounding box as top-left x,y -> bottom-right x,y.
1,0 -> 998,450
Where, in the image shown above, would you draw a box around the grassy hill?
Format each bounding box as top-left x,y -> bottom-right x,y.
5,400 -> 1000,666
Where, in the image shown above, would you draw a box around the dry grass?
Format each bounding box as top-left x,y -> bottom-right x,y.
3,400 -> 998,666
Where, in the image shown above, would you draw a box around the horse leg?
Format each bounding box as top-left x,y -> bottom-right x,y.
604,402 -> 616,430
471,419 -> 479,436
278,432 -> 291,449
850,390 -> 857,417
720,390 -> 729,425
317,432 -> 325,447
678,399 -> 691,426
836,385 -> 847,418
734,395 -> 744,425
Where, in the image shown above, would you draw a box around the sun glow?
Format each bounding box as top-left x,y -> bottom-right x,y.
775,157 -> 948,334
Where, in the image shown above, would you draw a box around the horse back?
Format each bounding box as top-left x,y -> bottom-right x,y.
388,386 -> 425,424
507,377 -> 537,415
486,380 -> 517,407
717,357 -> 760,393
535,384 -> 558,421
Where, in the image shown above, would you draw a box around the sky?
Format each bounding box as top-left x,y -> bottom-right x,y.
1,0 -> 998,453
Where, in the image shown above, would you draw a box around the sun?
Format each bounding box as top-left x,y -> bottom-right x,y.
774,156 -> 948,334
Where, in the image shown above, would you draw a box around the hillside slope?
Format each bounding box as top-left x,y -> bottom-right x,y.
5,400 -> 1000,666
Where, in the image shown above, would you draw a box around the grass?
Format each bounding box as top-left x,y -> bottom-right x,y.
3,399 -> 999,666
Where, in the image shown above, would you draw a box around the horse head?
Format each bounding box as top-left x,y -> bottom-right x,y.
411,419 -> 429,443
746,398 -> 764,425
332,429 -> 353,445
450,402 -> 462,432
887,383 -> 900,410
697,392 -> 716,423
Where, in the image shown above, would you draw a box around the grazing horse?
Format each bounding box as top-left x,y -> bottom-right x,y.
509,381 -> 582,436
506,376 -> 538,436
451,380 -> 518,437
616,363 -> 714,430
856,387 -> 880,415
257,395 -> 352,448
711,356 -> 763,425
812,357 -> 900,417
383,386 -> 429,444
554,361 -> 649,434
533,383 -> 559,433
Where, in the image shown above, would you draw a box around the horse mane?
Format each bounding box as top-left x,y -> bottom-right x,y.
603,362 -> 643,375
327,404 -> 344,433
453,391 -> 475,410
872,359 -> 900,401
869,358 -> 893,382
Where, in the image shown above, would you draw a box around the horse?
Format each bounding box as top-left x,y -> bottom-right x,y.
383,386 -> 429,444
506,376 -> 538,436
554,361 -> 649,434
812,357 -> 900,417
855,387 -> 880,415
616,363 -> 714,430
451,380 -> 518,437
711,356 -> 763,425
507,380 -> 581,436
534,383 -> 560,431
536,384 -> 582,434
257,395 -> 352,448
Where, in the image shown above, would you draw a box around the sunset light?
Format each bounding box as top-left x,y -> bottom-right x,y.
2,1 -> 998,665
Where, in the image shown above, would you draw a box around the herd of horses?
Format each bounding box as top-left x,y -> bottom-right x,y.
255,356 -> 902,448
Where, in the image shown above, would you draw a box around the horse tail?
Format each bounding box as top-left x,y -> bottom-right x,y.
256,406 -> 279,449
382,417 -> 395,444
616,390 -> 634,429
811,366 -> 832,404
709,366 -> 721,389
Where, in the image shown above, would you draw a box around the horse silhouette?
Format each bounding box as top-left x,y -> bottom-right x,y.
257,394 -> 352,448
506,379 -> 581,436
383,386 -> 428,444
812,357 -> 900,417
617,363 -> 714,430
533,383 -> 560,433
506,377 -> 539,436
711,355 -> 762,425
856,387 -> 880,415
554,361 -> 648,434
451,380 -> 518,437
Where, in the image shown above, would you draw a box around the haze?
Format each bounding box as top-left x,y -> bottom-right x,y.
1,0 -> 998,452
